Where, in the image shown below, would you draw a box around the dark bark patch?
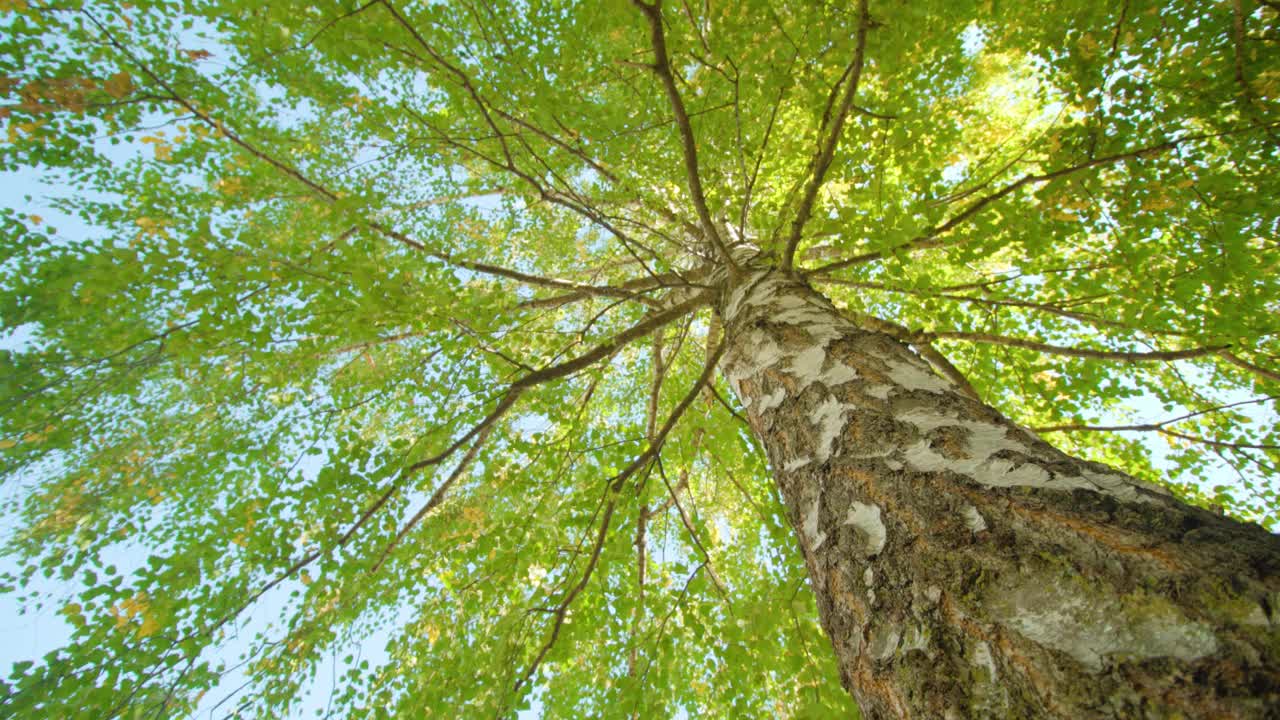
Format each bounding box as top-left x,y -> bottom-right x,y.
927,425 -> 972,459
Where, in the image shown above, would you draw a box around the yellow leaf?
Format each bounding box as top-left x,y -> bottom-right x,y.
0,0 -> 29,13
1077,33 -> 1100,60
28,214 -> 41,224
139,136 -> 174,161
110,593 -> 150,631
1257,70 -> 1280,99
0,439 -> 15,449
134,216 -> 170,237
121,592 -> 148,617
103,72 -> 132,99
301,570 -> 312,586
216,177 -> 244,195
136,614 -> 160,639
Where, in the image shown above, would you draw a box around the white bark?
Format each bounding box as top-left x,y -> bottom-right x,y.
717,263 -> 1280,719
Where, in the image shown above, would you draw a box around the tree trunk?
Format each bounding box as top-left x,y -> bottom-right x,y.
717,263 -> 1280,719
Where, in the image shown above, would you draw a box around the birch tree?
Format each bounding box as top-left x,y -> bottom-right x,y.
2,0 -> 1280,717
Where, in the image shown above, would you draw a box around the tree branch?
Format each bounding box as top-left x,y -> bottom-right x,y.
1033,395 -> 1278,434
381,20 -> 665,275
631,0 -> 736,270
369,421 -> 495,573
86,11 -> 647,312
517,266 -> 709,310
806,126 -> 1279,277
814,276 -> 1196,338
512,338 -> 726,698
929,330 -> 1228,363
1032,395 -> 1280,451
407,291 -> 709,476
403,229 -> 666,308
781,0 -> 871,271
199,294 -> 707,650
840,309 -> 982,400
656,456 -> 730,602
1220,351 -> 1280,386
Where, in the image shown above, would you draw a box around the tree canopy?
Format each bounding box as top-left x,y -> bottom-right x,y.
1,0 -> 1278,717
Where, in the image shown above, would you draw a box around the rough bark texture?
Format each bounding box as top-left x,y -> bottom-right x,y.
717,261 -> 1280,719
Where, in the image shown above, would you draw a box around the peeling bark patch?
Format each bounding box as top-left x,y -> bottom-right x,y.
863,383 -> 894,401
899,625 -> 928,654
790,346 -> 827,383
895,406 -> 1157,504
844,502 -> 886,557
784,455 -> 813,471
725,327 -> 786,397
811,396 -> 848,463
1083,467 -> 1171,498
962,505 -> 988,534
830,346 -> 895,386
879,353 -> 955,396
787,346 -> 859,390
756,386 -> 787,412
824,362 -> 859,387
804,497 -> 828,550
869,624 -> 902,661
989,573 -> 1219,671
901,430 -> 1052,491
723,270 -> 786,324
971,640 -> 998,681
722,274 -> 864,417
1243,605 -> 1270,627
783,343 -> 824,371
771,298 -> 848,345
